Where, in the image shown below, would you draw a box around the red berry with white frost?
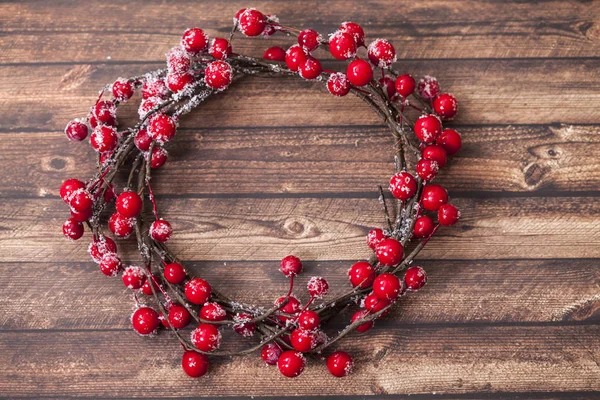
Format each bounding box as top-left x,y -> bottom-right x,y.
422,144 -> 447,168
329,31 -> 357,60
298,56 -> 322,80
112,78 -> 134,101
142,77 -> 169,100
141,274 -> 159,296
185,277 -> 211,305
416,158 -> 439,181
88,236 -> 117,263
99,253 -> 122,277
307,276 -> 329,297
414,215 -> 435,238
417,75 -> 440,99
297,310 -> 321,331
233,313 -> 256,337
122,266 -> 146,289
298,29 -> 320,52
351,309 -> 374,332
277,350 -> 305,378
150,146 -> 168,169
346,59 -> 373,87
291,328 -> 317,352
148,114 -> 177,144
167,304 -> 191,329
275,295 -> 301,322
367,228 -> 386,250
65,119 -> 89,141
404,266 -> 427,290
364,292 -> 391,316
209,37 -> 232,60
166,46 -> 191,74
238,9 -> 266,36
134,129 -> 152,151
116,191 -> 142,218
131,306 -> 160,336
204,61 -> 232,90
395,74 -> 415,98
327,73 -> 351,97
261,343 -> 283,365
280,255 -> 302,277
414,114 -> 443,144
373,273 -> 401,300
166,72 -> 193,92
376,238 -> 404,266
438,203 -> 460,226
348,261 -> 376,288
433,93 -> 458,120
327,351 -> 353,377
108,211 -> 135,238
90,125 -> 118,153
62,218 -> 84,240
181,28 -> 209,54
68,189 -> 93,213
389,171 -> 417,200
150,219 -> 172,242
60,179 -> 85,203
190,323 -> 221,352
70,207 -> 92,223
92,100 -> 117,126
367,39 -> 396,68
437,128 -> 462,156
200,302 -> 226,322
181,351 -> 209,377
285,45 -> 307,72
164,262 -> 186,284
339,21 -> 365,47
421,184 -> 448,211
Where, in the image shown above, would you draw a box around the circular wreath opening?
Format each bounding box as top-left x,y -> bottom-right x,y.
60,8 -> 463,379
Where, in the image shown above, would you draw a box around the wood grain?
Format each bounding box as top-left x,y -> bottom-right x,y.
1,326 -> 598,397
3,124 -> 600,198
1,259 -> 598,331
1,0 -> 599,62
1,196 -> 599,263
1,58 -> 599,132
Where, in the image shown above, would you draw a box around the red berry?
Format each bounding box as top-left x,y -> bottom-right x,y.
395,74 -> 416,98
122,266 -> 146,289
327,351 -> 353,377
150,146 -> 168,169
166,72 -> 194,92
65,119 -> 89,141
150,219 -> 172,242
88,115 -> 99,128
199,302 -> 226,322
112,78 -> 134,101
263,46 -> 286,62
131,306 -> 160,335
375,238 -> 404,266
438,203 -> 460,226
414,114 -> 442,144
88,236 -> 117,263
185,278 -> 211,305
389,171 -> 417,200
277,350 -> 305,378
298,56 -> 322,80
373,273 -> 401,300
142,78 -> 169,100
238,9 -> 266,36
209,37 -> 232,60
190,323 -> 221,352
148,114 -> 177,144
367,39 -> 396,68
327,73 -> 351,97
346,59 -> 373,87
134,129 -> 152,151
164,262 -> 186,284
70,207 -> 92,223
261,343 -> 283,365
116,191 -> 142,218
167,46 -> 191,73
291,328 -> 317,352
417,75 -> 440,99
275,295 -> 301,322
404,266 -> 427,290
68,189 -> 93,212
141,274 -> 159,295
379,76 -> 396,98
92,100 -> 116,125
99,253 -> 122,277
364,292 -> 392,317
329,31 -> 357,60
90,125 -> 118,153
422,144 -> 447,168
414,215 -> 435,238
204,61 -> 232,90
437,129 -> 462,156
62,217 -> 84,240
416,158 -> 439,181
366,228 -> 385,250
297,310 -> 320,331
167,304 -> 191,329
108,212 -> 135,238
339,21 -> 365,47
285,45 -> 307,72
233,313 -> 256,337
60,179 -> 85,203
298,29 -> 320,52
280,255 -> 302,277
181,350 -> 209,378
433,93 -> 458,120
307,276 -> 329,298
181,28 -> 209,54
138,97 -> 163,118
348,261 -> 376,288
351,310 -> 374,332
421,184 -> 448,211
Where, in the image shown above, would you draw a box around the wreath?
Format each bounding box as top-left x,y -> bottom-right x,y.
60,8 -> 462,379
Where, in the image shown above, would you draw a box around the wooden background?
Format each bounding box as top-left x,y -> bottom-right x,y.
1,0 -> 599,398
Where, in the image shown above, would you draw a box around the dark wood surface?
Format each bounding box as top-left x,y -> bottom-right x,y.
1,0 -> 599,398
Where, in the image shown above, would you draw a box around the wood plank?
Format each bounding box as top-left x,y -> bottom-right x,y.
1,259 -> 598,330
1,59 -> 599,132
1,326 -> 598,396
1,196 -> 599,263
3,124 -> 600,198
1,1 -> 599,61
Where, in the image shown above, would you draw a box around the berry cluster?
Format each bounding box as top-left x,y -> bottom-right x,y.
60,9 -> 462,379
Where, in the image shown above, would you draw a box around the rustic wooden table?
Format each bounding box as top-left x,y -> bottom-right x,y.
1,0 -> 599,398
